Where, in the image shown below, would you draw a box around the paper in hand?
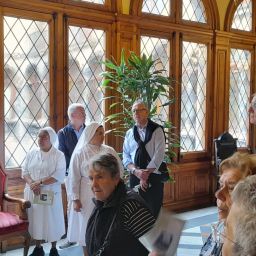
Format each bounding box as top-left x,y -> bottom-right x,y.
33,190 -> 54,205
139,208 -> 185,256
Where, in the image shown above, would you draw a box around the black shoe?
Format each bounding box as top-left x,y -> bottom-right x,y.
29,246 -> 45,256
49,247 -> 60,256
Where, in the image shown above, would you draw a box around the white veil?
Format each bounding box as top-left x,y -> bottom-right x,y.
40,126 -> 59,149
69,122 -> 102,168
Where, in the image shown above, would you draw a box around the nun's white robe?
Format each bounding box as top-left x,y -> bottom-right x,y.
67,144 -> 123,245
22,146 -> 66,242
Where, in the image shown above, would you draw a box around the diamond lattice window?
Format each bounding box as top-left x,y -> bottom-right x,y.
4,16 -> 50,168
229,49 -> 251,147
231,0 -> 252,31
69,26 -> 105,122
142,0 -> 170,16
140,36 -> 170,124
182,0 -> 206,23
181,41 -> 207,152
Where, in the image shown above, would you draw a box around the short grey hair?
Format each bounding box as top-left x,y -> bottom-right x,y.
67,103 -> 85,120
89,153 -> 120,178
132,99 -> 148,110
232,175 -> 256,256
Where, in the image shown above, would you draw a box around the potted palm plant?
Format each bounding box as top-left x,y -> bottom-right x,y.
102,49 -> 179,181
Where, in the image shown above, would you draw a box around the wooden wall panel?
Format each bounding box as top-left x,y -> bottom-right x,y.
194,172 -> 210,195
163,161 -> 213,211
163,175 -> 175,205
176,172 -> 194,200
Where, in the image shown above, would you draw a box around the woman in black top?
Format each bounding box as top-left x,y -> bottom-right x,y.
86,153 -> 157,256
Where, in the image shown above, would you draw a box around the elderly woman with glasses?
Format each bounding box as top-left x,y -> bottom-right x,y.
222,175 -> 256,256
200,152 -> 256,256
22,127 -> 66,256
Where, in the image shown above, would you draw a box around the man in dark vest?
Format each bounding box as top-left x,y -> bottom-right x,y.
57,103 -> 86,249
123,99 -> 165,217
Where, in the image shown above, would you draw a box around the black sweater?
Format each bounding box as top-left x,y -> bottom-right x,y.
86,181 -> 155,256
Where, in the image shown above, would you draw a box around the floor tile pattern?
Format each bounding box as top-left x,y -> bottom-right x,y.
0,206 -> 218,256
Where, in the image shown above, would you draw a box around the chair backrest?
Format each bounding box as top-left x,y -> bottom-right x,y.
0,163 -> 7,207
214,132 -> 237,174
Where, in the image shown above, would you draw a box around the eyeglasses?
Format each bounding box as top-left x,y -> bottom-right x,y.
132,108 -> 147,113
211,221 -> 243,251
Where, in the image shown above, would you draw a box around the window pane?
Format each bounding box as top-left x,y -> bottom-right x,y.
181,41 -> 207,152
229,49 -> 251,147
68,26 -> 105,122
231,0 -> 252,31
182,0 -> 206,23
140,36 -> 170,123
4,16 -> 50,168
73,0 -> 104,3
142,0 -> 170,16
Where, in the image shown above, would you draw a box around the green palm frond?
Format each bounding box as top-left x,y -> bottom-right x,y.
101,49 -> 179,181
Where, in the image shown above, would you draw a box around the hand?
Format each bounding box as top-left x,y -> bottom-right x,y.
30,181 -> 41,195
135,169 -> 150,182
140,180 -> 148,192
73,199 -> 82,212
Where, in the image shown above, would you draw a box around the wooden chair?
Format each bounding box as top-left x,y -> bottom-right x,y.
0,164 -> 31,256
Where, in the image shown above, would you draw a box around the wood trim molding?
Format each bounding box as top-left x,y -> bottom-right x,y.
0,7 -> 4,165
0,0 -> 116,23
202,0 -> 220,30
129,0 -> 142,16
54,13 -> 65,130
213,32 -> 230,138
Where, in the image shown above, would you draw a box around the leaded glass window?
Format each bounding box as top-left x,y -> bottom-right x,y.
180,41 -> 207,152
229,49 -> 251,147
182,0 -> 206,23
231,0 -> 252,31
68,26 -> 105,122
4,16 -> 50,168
140,36 -> 170,124
142,0 -> 170,16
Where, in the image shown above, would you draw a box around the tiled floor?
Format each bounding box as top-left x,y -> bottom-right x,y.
0,206 -> 218,256
176,206 -> 218,256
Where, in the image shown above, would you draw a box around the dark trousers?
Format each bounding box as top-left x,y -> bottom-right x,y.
130,173 -> 163,217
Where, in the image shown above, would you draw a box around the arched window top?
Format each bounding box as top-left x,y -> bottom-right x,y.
134,0 -> 219,30
231,0 -> 252,31
182,0 -> 207,23
142,0 -> 170,16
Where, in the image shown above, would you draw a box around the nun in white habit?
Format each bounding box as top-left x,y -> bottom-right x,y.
22,127 -> 66,256
67,122 -> 123,254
